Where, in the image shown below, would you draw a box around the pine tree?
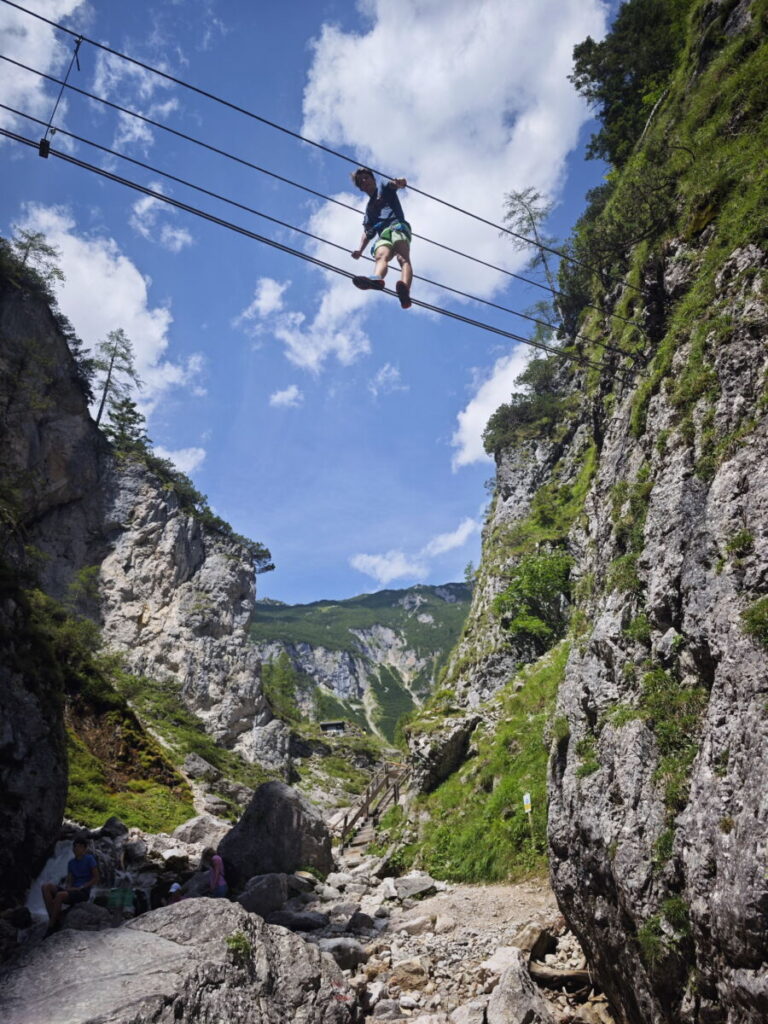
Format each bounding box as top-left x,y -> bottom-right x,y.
93,329 -> 142,426
11,229 -> 65,286
502,188 -> 564,336
102,396 -> 150,455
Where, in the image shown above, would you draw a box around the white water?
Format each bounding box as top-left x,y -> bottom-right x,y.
25,841 -> 74,920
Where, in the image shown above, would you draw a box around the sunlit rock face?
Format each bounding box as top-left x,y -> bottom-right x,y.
97,458 -> 274,756
548,242 -> 768,1024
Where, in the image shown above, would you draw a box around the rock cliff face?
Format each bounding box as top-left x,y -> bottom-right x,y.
97,460 -> 275,760
548,242 -> 768,1024
0,275 -> 107,906
430,4 -> 768,1022
0,263 -> 279,903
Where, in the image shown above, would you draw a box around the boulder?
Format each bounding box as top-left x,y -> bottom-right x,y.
407,715 -> 481,793
182,753 -> 219,780
397,914 -> 434,936
390,956 -> 429,990
266,910 -> 329,931
62,902 -> 113,931
0,899 -> 357,1023
318,937 -> 369,971
347,910 -> 376,933
449,998 -> 488,1023
394,872 -> 438,902
218,781 -> 333,887
236,873 -> 288,918
98,817 -> 129,840
485,949 -> 555,1024
122,838 -> 148,864
372,1000 -> 403,1020
479,946 -> 523,977
172,814 -> 230,847
326,872 -> 355,890
203,796 -> 230,816
181,870 -> 212,899
286,872 -> 316,894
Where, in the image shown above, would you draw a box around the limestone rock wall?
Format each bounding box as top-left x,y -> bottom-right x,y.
548,244 -> 768,1024
97,460 -> 273,757
0,278 -> 106,906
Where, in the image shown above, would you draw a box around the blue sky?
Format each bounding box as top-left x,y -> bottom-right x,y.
0,0 -> 610,603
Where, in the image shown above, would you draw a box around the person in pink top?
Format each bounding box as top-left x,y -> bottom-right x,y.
201,847 -> 228,898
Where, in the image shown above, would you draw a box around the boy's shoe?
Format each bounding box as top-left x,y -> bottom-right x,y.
396,281 -> 412,309
352,275 -> 385,291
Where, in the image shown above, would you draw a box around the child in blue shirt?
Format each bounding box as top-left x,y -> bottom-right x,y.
42,838 -> 99,935
350,167 -> 413,309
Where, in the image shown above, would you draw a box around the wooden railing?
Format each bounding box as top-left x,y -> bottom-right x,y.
336,761 -> 411,850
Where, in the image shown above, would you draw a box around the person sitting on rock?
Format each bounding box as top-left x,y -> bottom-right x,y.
201,847 -> 228,898
42,837 -> 99,936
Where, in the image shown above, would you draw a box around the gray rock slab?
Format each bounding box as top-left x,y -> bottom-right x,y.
485,948 -> 555,1024
449,997 -> 488,1024
172,814 -> 229,847
0,898 -> 356,1024
394,872 -> 438,901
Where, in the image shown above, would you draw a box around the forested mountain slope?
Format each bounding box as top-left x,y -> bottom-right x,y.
251,583 -> 471,742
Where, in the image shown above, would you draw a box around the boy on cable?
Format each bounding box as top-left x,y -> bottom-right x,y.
350,167 -> 413,309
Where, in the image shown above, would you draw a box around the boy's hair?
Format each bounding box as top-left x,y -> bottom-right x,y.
73,837 -> 88,850
351,167 -> 375,188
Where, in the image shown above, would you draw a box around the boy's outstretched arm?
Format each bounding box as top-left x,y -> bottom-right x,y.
351,230 -> 369,259
389,177 -> 407,189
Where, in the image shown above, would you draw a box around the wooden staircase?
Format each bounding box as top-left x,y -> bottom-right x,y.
334,761 -> 411,854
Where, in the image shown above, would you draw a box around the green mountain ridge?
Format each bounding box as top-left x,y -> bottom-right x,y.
251,583 -> 472,742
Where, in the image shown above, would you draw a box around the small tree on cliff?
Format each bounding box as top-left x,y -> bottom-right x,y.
11,229 -> 65,287
94,328 -> 142,427
102,396 -> 151,455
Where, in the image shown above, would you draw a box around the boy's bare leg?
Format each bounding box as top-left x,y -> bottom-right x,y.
42,882 -> 56,919
374,245 -> 394,280
394,242 -> 413,288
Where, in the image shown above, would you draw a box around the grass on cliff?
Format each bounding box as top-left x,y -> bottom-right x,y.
113,672 -> 275,792
18,589 -> 197,832
408,642 -> 570,883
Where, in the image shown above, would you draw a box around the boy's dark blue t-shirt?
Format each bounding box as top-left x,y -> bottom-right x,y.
68,853 -> 97,890
363,181 -> 408,240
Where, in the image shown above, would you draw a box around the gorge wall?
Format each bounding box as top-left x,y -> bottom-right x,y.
409,2 -> 768,1022
0,260 -> 278,900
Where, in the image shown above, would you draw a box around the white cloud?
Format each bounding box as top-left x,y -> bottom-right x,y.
351,515 -> 481,586
0,1 -> 90,138
129,183 -> 193,252
236,261 -> 371,373
368,363 -> 407,398
422,517 -> 481,557
451,346 -> 532,469
153,445 -> 206,474
350,550 -> 427,586
13,203 -> 204,412
269,385 -> 303,408
250,0 -> 605,374
236,278 -> 291,323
